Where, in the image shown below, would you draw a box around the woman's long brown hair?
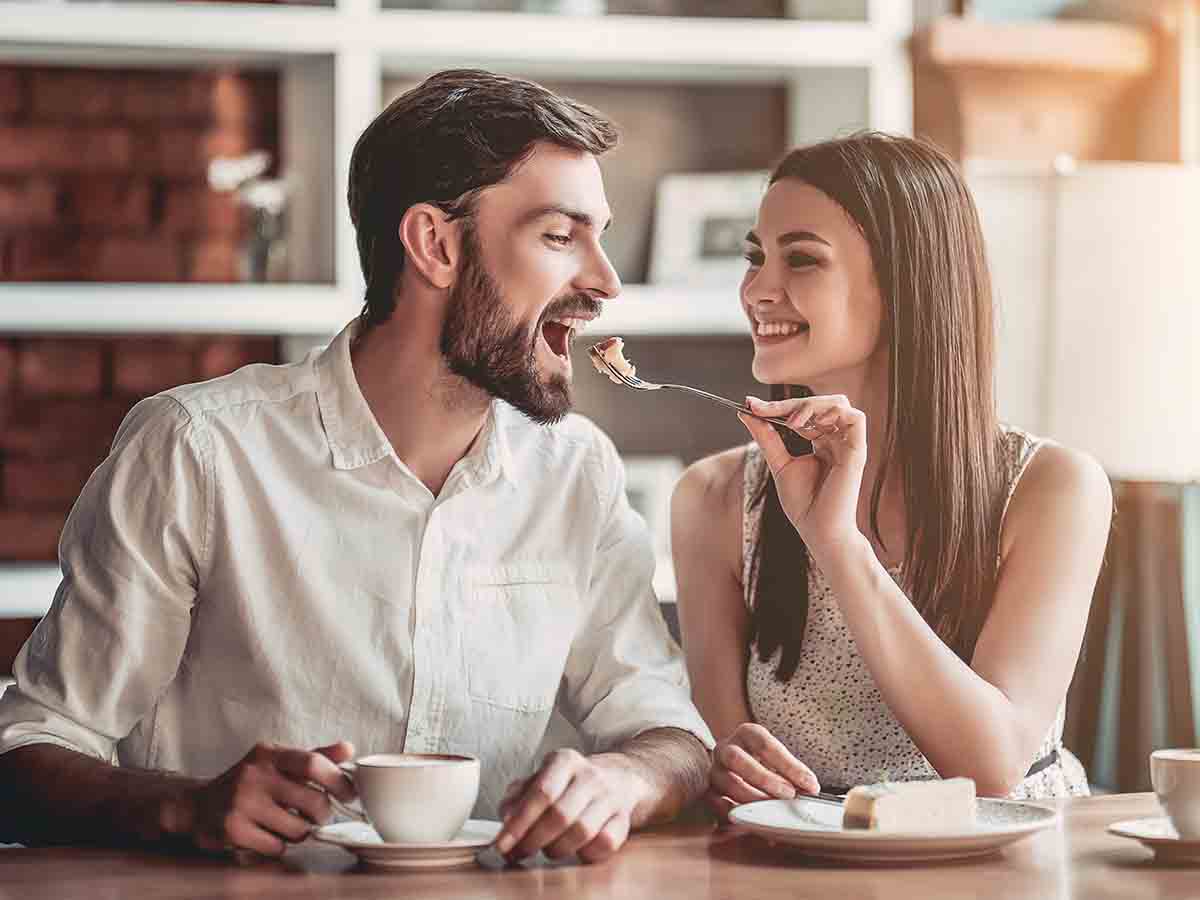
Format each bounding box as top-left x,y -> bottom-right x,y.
749,132 -> 1008,680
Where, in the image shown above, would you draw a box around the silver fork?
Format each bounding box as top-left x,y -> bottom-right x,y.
587,346 -> 813,452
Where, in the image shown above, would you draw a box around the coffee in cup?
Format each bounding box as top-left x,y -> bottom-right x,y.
1151,748 -> 1200,838
333,753 -> 481,843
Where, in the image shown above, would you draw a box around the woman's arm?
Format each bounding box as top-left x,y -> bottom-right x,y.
821,454 -> 1109,795
670,449 -> 753,741
671,450 -> 819,814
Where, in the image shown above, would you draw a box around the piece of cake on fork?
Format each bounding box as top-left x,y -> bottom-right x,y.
590,336 -> 637,384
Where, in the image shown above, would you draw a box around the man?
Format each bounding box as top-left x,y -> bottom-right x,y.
0,69 -> 712,863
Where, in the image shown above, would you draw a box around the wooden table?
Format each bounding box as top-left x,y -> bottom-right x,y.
0,794 -> 1191,899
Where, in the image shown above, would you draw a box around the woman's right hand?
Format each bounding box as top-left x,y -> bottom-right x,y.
707,723 -> 820,821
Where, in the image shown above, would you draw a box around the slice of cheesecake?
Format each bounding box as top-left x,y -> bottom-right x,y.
842,778 -> 977,832
590,337 -> 636,384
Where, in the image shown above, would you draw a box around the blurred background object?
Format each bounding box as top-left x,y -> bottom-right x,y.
991,161 -> 1199,794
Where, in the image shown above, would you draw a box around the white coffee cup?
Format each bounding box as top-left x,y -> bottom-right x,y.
333,753 -> 481,844
1150,748 -> 1200,838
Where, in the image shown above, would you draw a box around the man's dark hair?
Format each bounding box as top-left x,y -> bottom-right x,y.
347,68 -> 619,329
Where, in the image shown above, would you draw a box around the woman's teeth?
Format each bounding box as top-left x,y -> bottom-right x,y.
755,321 -> 806,337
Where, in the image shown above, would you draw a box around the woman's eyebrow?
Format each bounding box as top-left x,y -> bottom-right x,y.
744,230 -> 831,247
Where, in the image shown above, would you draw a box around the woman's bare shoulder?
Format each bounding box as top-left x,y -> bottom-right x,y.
673,446 -> 748,521
672,447 -> 751,615
1000,442 -> 1113,559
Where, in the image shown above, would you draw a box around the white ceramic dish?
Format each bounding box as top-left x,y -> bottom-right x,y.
728,796 -> 1059,864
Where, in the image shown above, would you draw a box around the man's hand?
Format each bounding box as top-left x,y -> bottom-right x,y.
171,740 -> 357,857
493,748 -> 647,864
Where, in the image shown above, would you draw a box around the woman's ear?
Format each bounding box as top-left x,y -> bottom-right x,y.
397,203 -> 458,290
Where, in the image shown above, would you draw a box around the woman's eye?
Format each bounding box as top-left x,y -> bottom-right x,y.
545,233 -> 572,246
788,252 -> 819,268
743,250 -> 764,267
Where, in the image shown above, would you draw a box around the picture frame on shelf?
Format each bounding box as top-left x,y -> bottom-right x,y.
648,171 -> 766,289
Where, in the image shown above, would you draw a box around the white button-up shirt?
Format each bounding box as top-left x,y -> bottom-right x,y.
0,324 -> 712,817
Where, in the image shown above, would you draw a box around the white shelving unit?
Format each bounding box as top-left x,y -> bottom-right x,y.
0,1 -> 912,616
0,0 -> 913,341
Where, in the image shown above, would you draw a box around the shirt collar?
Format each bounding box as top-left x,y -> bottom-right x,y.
315,321 -> 514,485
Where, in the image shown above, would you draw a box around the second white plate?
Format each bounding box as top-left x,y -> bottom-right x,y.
729,796 -> 1059,864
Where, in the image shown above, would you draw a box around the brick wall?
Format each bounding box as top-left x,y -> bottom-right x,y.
0,335 -> 279,561
0,65 -> 278,281
0,64 -> 282,561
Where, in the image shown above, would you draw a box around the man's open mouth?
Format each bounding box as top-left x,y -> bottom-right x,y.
539,315 -> 593,362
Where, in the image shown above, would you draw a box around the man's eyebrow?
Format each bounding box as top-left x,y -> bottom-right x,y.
522,204 -> 613,233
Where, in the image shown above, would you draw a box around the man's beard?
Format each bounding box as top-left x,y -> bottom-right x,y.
440,224 -> 596,426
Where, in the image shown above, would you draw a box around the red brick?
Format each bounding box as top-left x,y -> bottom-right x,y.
93,236 -> 184,282
0,126 -> 134,173
30,69 -> 121,122
196,337 -> 275,380
121,72 -> 205,122
0,617 -> 39,676
0,509 -> 67,561
3,458 -> 96,508
112,337 -> 199,395
120,70 -> 277,127
144,127 -> 253,179
189,239 -> 240,282
0,397 -> 134,458
0,178 -> 59,228
0,342 -> 14,392
163,185 -> 241,236
0,70 -> 27,121
6,230 -> 95,281
63,177 -> 151,230
17,338 -> 106,396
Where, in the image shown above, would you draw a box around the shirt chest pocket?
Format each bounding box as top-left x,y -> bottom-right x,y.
462,563 -> 579,713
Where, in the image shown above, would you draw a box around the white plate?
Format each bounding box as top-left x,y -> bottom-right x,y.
312,819 -> 501,870
1109,817 -> 1200,864
728,796 -> 1060,864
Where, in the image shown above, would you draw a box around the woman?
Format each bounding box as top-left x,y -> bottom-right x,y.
671,133 -> 1111,816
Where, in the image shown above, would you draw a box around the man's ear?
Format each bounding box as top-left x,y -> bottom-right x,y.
398,203 -> 459,290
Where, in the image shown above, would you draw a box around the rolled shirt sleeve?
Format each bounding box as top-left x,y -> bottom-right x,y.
558,433 -> 715,754
0,396 -> 206,762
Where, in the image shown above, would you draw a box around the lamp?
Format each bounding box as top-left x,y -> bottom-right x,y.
983,160 -> 1200,791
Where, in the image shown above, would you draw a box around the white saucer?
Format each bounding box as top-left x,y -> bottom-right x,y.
1109,817 -> 1200,864
728,796 -> 1059,864
312,819 -> 501,870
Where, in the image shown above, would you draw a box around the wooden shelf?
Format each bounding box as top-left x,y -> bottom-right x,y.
0,284 -> 355,335
0,282 -> 749,336
0,1 -> 914,336
0,565 -> 58,618
913,16 -> 1155,76
1,3 -> 889,78
375,11 -> 884,82
0,2 -> 340,66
